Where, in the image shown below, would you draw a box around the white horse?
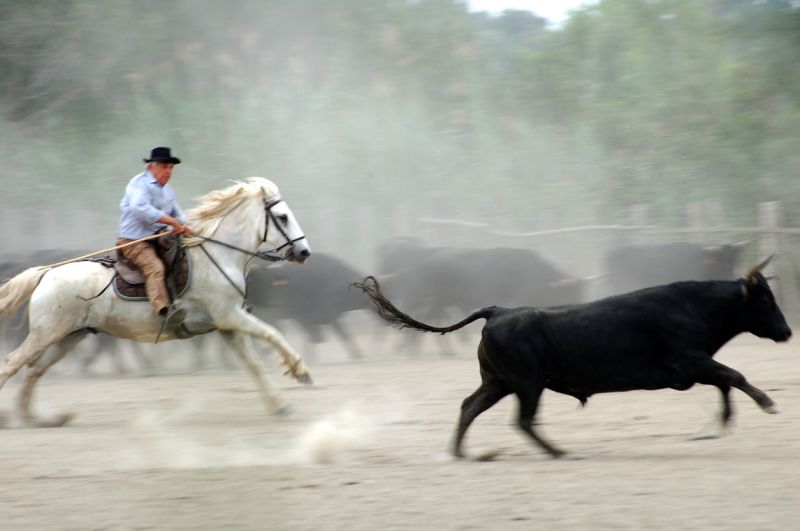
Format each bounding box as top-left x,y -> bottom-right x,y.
0,177 -> 313,427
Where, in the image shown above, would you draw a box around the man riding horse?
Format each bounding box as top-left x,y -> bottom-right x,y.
116,146 -> 192,327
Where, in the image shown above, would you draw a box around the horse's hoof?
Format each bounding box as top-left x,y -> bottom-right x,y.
763,405 -> 779,414
296,373 -> 313,385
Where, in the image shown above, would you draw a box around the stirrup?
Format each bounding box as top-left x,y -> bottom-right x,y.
155,300 -> 187,343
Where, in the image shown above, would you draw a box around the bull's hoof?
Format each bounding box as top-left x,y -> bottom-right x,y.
274,403 -> 292,416
690,433 -> 721,441
474,449 -> 503,462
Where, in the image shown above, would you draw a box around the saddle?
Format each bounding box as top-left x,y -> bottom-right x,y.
95,235 -> 191,301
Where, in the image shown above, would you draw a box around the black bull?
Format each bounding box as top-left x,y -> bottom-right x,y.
353,258 -> 792,459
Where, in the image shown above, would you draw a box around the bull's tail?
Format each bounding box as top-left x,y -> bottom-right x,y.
0,266 -> 51,319
352,276 -> 501,334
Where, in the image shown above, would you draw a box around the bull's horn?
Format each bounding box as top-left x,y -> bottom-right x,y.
746,255 -> 774,283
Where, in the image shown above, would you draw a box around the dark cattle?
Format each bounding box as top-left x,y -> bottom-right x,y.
377,238 -> 583,317
354,257 -> 791,459
375,239 -> 585,357
376,237 -> 429,277
374,239 -> 583,357
246,253 -> 371,361
605,242 -> 744,295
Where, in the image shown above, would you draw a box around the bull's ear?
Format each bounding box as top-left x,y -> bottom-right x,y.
746,255 -> 773,284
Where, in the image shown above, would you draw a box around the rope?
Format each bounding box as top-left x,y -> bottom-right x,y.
38,232 -> 175,270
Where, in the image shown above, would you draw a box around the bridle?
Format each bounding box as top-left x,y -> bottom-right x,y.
192,195 -> 307,299
260,197 -> 308,260
192,196 -> 306,262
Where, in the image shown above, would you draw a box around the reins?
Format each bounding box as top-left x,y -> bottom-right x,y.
190,233 -> 289,263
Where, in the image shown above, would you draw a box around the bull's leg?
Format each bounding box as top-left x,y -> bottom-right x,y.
18,330 -> 89,428
300,326 -> 320,364
78,344 -> 103,375
695,358 -> 776,418
452,381 -> 509,459
715,384 -> 734,425
515,387 -> 566,458
127,340 -> 157,377
331,321 -> 363,360
219,330 -> 290,415
107,341 -> 130,376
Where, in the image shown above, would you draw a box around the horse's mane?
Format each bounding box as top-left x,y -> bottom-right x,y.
182,177 -> 279,246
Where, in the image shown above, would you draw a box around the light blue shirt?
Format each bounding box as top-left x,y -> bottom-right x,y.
117,169 -> 186,239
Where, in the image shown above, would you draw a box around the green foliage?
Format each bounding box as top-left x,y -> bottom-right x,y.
0,0 -> 798,228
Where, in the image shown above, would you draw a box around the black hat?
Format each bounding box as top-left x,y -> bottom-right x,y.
143,146 -> 181,164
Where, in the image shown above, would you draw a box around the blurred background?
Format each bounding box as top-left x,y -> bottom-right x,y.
1,0 -> 799,319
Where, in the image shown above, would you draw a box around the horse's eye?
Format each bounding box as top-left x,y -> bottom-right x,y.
278,214 -> 288,224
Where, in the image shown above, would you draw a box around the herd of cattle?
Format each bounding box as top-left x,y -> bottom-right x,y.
0,237 -> 752,375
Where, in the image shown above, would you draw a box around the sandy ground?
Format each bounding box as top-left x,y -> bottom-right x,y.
0,332 -> 797,531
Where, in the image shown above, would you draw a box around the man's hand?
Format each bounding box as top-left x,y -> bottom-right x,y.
157,214 -> 190,235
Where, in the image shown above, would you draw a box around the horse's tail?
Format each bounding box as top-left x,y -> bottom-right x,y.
0,266 -> 52,319
351,276 -> 500,334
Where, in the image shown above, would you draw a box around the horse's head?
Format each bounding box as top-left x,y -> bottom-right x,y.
261,189 -> 311,264
185,177 -> 311,264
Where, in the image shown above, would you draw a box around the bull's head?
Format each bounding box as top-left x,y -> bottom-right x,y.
741,256 -> 792,342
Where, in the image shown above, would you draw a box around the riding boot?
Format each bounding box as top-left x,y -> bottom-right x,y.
159,298 -> 187,327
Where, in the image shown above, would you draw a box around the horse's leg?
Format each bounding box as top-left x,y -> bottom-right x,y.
0,332 -> 53,391
218,330 -> 289,414
17,330 -> 89,428
216,308 -> 312,384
